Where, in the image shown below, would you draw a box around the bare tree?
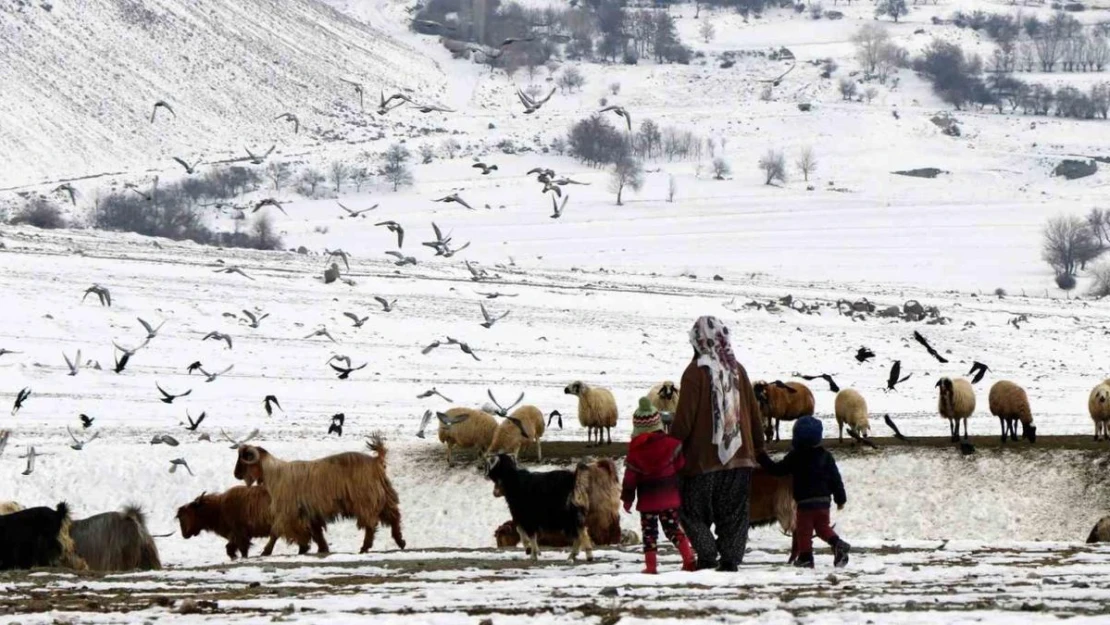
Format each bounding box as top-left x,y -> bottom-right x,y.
875,0 -> 907,22
667,174 -> 677,202
419,144 -> 435,165
1042,214 -> 1103,277
796,147 -> 817,182
838,77 -> 858,100
853,23 -> 891,74
266,162 -> 292,191
442,138 -> 462,159
350,166 -> 372,192
864,86 -> 878,103
758,150 -> 787,185
329,161 -> 349,193
298,168 -> 325,197
379,144 -> 413,192
712,157 -> 731,180
609,157 -> 644,205
699,19 -> 715,43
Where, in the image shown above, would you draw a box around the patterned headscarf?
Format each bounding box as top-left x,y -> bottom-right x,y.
689,315 -> 742,464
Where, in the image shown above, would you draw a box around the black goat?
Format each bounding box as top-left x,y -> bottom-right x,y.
485,454 -> 593,562
0,502 -> 80,570
71,506 -> 162,571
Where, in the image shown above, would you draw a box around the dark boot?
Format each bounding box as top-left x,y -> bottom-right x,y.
794,552 -> 815,568
834,540 -> 851,568
642,550 -> 658,574
716,560 -> 738,572
695,557 -> 718,571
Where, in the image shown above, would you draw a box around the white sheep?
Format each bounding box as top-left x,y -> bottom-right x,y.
564,381 -> 618,446
647,381 -> 680,414
438,407 -> 498,466
936,377 -> 976,441
988,380 -> 1036,444
487,405 -> 546,462
833,389 -> 870,443
1088,382 -> 1110,441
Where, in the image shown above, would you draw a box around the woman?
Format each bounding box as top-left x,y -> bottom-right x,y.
670,315 -> 765,571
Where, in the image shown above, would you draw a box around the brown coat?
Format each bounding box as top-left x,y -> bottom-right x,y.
671,357 -> 764,476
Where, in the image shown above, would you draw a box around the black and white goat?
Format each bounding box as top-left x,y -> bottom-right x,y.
0,502 -> 83,570
485,454 -> 593,562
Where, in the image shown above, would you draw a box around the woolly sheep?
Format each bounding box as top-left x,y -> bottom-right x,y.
1089,382 -> 1110,441
753,381 -> 815,442
487,405 -> 546,462
70,505 -> 161,571
988,380 -> 1036,444
1087,515 -> 1110,543
834,389 -> 870,443
438,407 -> 498,466
648,381 -> 680,415
564,381 -> 618,445
0,501 -> 23,515
937,377 -> 976,442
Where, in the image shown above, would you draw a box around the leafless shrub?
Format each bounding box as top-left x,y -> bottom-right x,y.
758,149 -> 787,185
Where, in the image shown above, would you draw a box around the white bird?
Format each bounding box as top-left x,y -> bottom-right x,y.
337,202 -> 378,218
305,327 -> 337,342
67,426 -> 99,451
198,364 -> 234,383
385,251 -> 416,266
221,428 -> 260,450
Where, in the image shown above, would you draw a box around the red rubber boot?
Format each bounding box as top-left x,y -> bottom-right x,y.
642,550 -> 658,574
677,535 -> 697,572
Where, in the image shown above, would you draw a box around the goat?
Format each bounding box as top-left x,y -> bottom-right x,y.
71,505 -> 161,571
177,485 -> 326,559
0,502 -> 85,570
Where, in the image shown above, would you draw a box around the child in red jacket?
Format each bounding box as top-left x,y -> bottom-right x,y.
621,397 -> 696,574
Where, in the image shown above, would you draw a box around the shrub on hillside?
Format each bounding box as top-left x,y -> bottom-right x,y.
11,198 -> 67,229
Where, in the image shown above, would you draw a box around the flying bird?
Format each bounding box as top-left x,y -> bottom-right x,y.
79,414 -> 94,429
12,387 -> 31,415
198,364 -> 233,383
253,198 -> 287,215
415,410 -> 434,438
473,162 -> 498,175
913,331 -> 949,364
337,202 -> 378,218
213,266 -> 255,280
83,285 -> 111,307
550,194 -> 568,219
305,327 -> 337,342
465,261 -> 489,282
241,310 -> 268,329
855,347 -> 875,363
150,100 -> 175,123
245,145 -> 275,165
169,458 -> 194,475
63,350 -> 82,376
343,312 -> 369,328
434,193 -> 473,210
886,361 -> 912,392
967,361 -> 990,384
263,395 -> 282,416
113,348 -> 132,373
794,373 -> 839,393
476,291 -> 517,299
377,91 -> 409,115
185,410 -> 206,431
501,36 -> 536,47
486,389 -> 524,417
138,317 -> 166,339
385,251 -> 416,266
416,387 -> 453,402
547,410 -> 564,429
325,249 -> 351,271
883,414 -> 911,444
374,296 -> 397,313
221,428 -> 260,449
341,79 -> 364,109
186,361 -> 204,374
20,446 -> 37,476
0,348 -> 20,358
67,427 -> 99,451
54,183 -> 78,206
760,52 -> 797,87
479,303 -> 509,329
516,87 -> 555,114
445,336 -> 480,361
275,112 -> 299,133
150,434 -> 180,446
202,331 -> 233,350
330,361 -> 366,380
421,339 -> 443,355
172,157 -> 202,174
598,105 -> 632,131
375,221 -> 405,247
157,383 -> 192,404
328,413 -> 345,437
553,177 -> 589,186
0,430 -> 9,456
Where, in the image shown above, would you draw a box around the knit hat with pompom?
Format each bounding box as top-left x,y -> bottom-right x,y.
632,397 -> 662,437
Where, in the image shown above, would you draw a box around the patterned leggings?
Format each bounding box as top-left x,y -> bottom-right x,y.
640,508 -> 685,552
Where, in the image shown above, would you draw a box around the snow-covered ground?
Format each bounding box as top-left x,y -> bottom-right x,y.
4,0 -> 1110,620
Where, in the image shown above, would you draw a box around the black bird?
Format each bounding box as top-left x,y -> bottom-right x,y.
185,410 -> 206,431
328,413 -> 345,436
550,194 -> 568,219
203,331 -> 233,350
343,312 -> 369,328
795,373 -> 839,393
341,79 -> 365,109
186,361 -> 204,374
516,87 -> 556,114
172,157 -> 202,174
445,336 -> 480,361
846,427 -> 878,449
374,296 -> 397,313
157,383 -> 192,404
598,105 -> 632,132
913,331 -> 949,364
473,162 -> 498,175
253,198 -> 287,215
476,292 -> 517,300
967,361 -> 990,384
330,361 -> 367,380
138,317 -> 165,340
245,145 -> 275,165
855,347 -> 875,363
547,410 -> 564,429
434,193 -> 473,210
337,202 -> 378,218
886,361 -> 912,391
479,303 -> 509,329
959,440 -> 977,455
421,339 -> 443,355
113,348 -> 132,374
263,395 -> 282,417
151,100 -> 175,123
54,183 -> 77,206
12,388 -> 31,415
83,284 -> 111,307
415,410 -> 434,438
501,36 -> 536,47
79,414 -> 94,429
883,414 -> 911,444
375,221 -> 404,247
275,112 -> 299,134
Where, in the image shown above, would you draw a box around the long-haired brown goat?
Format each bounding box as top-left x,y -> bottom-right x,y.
177,485 -> 328,560
234,435 -> 405,554
70,506 -> 161,571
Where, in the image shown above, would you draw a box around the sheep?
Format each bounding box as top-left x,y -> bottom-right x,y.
234,434 -> 406,554
438,407 -> 498,466
648,381 -> 680,415
753,380 -> 816,442
486,454 -> 593,562
70,505 -> 161,571
0,501 -> 23,515
564,381 -> 618,446
988,380 -> 1036,444
487,405 -> 546,462
1089,382 -> 1110,441
834,389 -> 870,443
1087,515 -> 1110,543
0,502 -> 86,571
936,377 -> 976,442
176,485 -> 325,560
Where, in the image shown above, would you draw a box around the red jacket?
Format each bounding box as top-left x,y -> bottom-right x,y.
621,432 -> 686,512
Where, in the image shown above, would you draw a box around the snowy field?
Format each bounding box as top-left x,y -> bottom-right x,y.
4,0 -> 1110,620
